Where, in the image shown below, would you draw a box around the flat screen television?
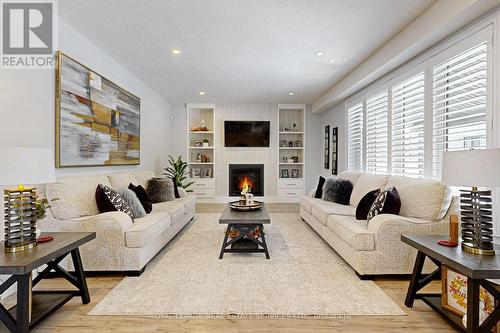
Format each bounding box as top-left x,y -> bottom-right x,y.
224,121 -> 270,147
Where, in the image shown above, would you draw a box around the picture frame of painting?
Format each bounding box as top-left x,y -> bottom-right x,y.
55,51 -> 141,167
281,169 -> 289,178
291,169 -> 300,178
192,168 -> 201,178
324,125 -> 330,169
332,127 -> 338,175
204,168 -> 212,178
441,265 -> 497,320
194,140 -> 203,147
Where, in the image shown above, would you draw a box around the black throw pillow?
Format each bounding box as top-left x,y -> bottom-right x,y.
172,178 -> 180,199
367,187 -> 401,221
322,178 -> 353,205
128,183 -> 153,214
356,189 -> 380,220
95,184 -> 134,219
314,176 -> 326,199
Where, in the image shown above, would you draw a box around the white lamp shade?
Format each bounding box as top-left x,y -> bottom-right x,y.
0,147 -> 56,186
441,148 -> 500,187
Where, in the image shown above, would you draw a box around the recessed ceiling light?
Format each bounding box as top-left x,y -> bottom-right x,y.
171,49 -> 181,55
199,91 -> 206,96
288,92 -> 294,96
330,58 -> 347,64
315,51 -> 324,56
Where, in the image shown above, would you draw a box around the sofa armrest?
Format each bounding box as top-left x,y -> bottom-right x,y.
368,214 -> 448,241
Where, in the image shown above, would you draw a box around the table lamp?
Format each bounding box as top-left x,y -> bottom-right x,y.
0,147 -> 56,252
441,149 -> 500,255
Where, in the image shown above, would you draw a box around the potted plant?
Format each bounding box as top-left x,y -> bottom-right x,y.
202,138 -> 210,147
163,155 -> 194,191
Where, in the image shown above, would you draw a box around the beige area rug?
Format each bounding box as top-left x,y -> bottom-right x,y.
88,213 -> 405,318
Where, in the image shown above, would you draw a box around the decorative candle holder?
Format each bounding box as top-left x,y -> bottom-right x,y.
3,188 -> 38,253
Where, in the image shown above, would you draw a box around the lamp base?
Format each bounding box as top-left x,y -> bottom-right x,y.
461,242 -> 495,256
4,241 -> 37,253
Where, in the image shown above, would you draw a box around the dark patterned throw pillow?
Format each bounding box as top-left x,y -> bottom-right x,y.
95,184 -> 134,219
367,187 -> 401,221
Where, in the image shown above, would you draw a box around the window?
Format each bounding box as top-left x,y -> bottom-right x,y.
347,102 -> 363,171
391,72 -> 425,178
365,90 -> 388,174
432,42 -> 488,179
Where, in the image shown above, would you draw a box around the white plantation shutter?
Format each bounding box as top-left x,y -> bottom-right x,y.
365,90 -> 388,174
391,72 -> 425,178
347,102 -> 364,171
432,42 -> 488,179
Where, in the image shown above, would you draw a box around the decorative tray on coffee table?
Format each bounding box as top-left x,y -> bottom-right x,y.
229,200 -> 263,212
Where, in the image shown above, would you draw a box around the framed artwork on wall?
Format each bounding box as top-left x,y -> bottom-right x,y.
332,127 -> 338,175
324,125 -> 330,169
55,51 -> 141,167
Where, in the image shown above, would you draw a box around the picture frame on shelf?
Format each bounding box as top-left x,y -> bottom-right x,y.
192,168 -> 201,178
194,140 -> 203,147
294,140 -> 302,147
281,169 -> 289,178
291,169 -> 300,178
203,168 -> 212,178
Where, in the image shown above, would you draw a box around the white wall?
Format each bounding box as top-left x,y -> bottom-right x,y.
0,18 -> 172,179
170,103 -> 322,197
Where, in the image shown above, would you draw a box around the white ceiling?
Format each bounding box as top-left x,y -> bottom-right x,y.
58,0 -> 436,105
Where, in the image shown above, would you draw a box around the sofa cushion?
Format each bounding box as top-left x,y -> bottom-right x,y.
356,189 -> 380,220
152,201 -> 185,219
327,215 -> 375,251
133,170 -> 156,188
46,175 -> 112,219
314,176 -> 326,198
385,176 -> 447,221
311,201 -> 356,226
107,172 -> 139,191
322,178 -> 353,205
128,183 -> 153,214
349,173 -> 389,207
338,171 -> 362,186
125,212 -> 171,248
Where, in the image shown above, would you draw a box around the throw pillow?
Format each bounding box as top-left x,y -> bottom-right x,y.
95,184 -> 134,219
147,177 -> 175,203
172,178 -> 180,199
367,187 -> 401,221
322,178 -> 353,205
314,176 -> 326,199
119,188 -> 146,219
355,189 -> 380,220
128,183 -> 153,214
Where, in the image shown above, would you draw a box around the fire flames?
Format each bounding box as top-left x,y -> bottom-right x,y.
239,176 -> 253,191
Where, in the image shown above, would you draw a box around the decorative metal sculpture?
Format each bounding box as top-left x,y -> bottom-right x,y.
3,188 -> 38,252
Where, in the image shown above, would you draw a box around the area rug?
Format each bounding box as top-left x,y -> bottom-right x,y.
88,213 -> 405,318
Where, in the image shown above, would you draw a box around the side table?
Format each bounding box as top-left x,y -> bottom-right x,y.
0,232 -> 95,333
402,234 -> 500,333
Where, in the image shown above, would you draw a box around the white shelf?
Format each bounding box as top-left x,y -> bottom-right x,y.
277,104 -> 306,202
187,103 -> 216,199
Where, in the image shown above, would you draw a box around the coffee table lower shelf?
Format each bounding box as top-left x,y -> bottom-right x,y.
416,294 -> 465,331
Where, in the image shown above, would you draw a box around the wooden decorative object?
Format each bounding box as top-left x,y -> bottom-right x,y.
3,188 -> 38,252
450,214 -> 459,243
229,200 -> 263,212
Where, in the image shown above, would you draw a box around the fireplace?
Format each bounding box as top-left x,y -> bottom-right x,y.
229,164 -> 264,196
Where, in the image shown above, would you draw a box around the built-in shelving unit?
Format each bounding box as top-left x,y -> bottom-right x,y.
186,103 -> 216,198
277,104 -> 306,202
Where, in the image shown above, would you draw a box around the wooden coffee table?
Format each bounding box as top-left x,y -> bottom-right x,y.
218,203 -> 270,259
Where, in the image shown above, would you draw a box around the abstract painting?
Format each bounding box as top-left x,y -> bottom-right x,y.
55,51 -> 140,167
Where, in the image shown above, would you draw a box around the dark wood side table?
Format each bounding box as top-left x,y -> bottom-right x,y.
402,234 -> 500,333
0,232 -> 95,333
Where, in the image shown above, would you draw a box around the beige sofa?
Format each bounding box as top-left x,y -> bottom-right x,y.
39,170 -> 195,275
300,171 -> 454,278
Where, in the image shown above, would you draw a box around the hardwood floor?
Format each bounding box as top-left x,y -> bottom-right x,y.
24,204 -> 456,332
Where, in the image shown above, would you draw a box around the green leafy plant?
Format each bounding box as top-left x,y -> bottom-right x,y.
163,155 -> 194,190
35,198 -> 59,220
